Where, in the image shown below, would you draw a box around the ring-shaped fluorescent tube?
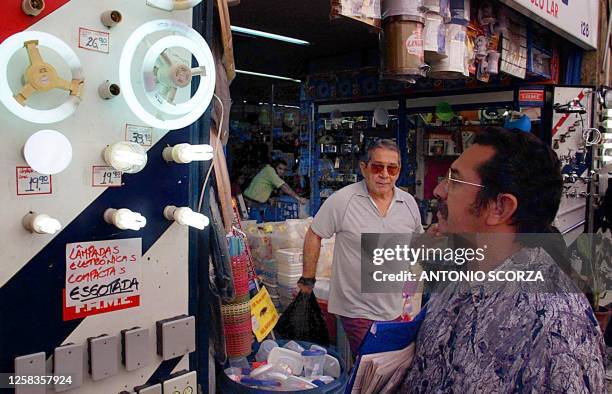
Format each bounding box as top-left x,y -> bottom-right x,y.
141,35 -> 207,116
119,19 -> 215,130
0,31 -> 83,124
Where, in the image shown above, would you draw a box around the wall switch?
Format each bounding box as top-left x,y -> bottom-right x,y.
54,343 -> 84,391
122,327 -> 149,371
156,315 -> 196,360
162,371 -> 196,394
14,352 -> 46,394
88,334 -> 119,381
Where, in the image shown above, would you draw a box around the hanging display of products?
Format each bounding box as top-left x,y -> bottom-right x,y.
499,10 -> 527,79
429,23 -> 468,79
423,12 -> 447,61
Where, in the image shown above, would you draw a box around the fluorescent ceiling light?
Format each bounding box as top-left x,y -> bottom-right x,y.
231,26 -> 310,46
235,69 -> 301,83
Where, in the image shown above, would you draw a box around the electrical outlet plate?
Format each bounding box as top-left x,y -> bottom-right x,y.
162,371 -> 196,394
88,334 -> 119,381
156,315 -> 196,360
136,383 -> 162,394
54,343 -> 84,392
122,327 -> 150,371
14,352 -> 46,394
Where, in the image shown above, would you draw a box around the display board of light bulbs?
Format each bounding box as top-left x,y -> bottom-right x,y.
0,2 -> 215,235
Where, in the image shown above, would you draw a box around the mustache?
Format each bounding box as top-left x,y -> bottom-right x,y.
437,200 -> 448,219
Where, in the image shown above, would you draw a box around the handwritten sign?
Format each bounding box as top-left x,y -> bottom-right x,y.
63,238 -> 141,321
92,166 -> 122,187
124,124 -> 153,146
250,287 -> 279,342
78,28 -> 109,54
16,166 -> 52,195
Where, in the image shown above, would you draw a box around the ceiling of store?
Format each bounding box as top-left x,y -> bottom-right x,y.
227,0 -> 380,104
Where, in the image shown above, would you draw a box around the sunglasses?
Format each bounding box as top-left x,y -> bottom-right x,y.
368,162 -> 400,176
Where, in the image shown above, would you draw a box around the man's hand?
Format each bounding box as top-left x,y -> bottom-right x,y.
427,223 -> 443,237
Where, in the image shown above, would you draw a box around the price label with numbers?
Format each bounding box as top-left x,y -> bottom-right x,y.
92,166 -> 122,187
124,124 -> 153,147
78,28 -> 110,54
16,167 -> 53,196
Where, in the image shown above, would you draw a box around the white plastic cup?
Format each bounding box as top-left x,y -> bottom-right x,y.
301,349 -> 326,377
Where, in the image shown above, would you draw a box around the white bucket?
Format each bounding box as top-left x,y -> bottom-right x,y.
429,23 -> 468,79
423,12 -> 446,59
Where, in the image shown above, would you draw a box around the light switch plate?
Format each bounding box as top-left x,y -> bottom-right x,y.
54,343 -> 84,392
135,383 -> 162,394
88,334 -> 119,381
14,352 -> 46,394
156,315 -> 196,361
162,371 -> 196,394
122,327 -> 149,371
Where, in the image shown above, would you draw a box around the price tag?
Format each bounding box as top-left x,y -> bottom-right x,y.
92,166 -> 122,187
78,28 -> 110,54
124,124 -> 153,147
16,166 -> 52,195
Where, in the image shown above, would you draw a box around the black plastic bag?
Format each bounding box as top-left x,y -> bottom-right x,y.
275,292 -> 330,346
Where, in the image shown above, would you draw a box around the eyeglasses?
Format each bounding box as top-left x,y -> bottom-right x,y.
443,169 -> 485,192
368,162 -> 400,176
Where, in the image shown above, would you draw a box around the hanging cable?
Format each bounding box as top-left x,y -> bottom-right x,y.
197,93 -> 224,212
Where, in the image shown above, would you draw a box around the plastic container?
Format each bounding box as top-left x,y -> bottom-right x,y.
275,248 -> 303,266
302,349 -> 326,377
240,377 -> 282,390
310,344 -> 327,354
224,367 -> 247,382
281,376 -> 318,391
229,356 -> 251,370
255,339 -> 279,362
268,347 -> 304,376
324,355 -> 341,378
277,272 -> 302,287
283,340 -> 305,353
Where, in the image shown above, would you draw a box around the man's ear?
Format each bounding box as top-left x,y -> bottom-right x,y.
485,193 -> 518,226
359,161 -> 367,176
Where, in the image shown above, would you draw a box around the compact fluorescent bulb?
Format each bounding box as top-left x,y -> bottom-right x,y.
164,205 -> 209,229
104,208 -> 147,231
162,143 -> 213,163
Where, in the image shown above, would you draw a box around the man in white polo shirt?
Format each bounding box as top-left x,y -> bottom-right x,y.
298,139 -> 423,353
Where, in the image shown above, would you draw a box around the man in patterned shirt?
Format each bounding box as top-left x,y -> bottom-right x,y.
402,128 -> 605,392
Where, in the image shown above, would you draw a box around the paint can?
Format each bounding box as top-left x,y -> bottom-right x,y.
429,23 -> 468,79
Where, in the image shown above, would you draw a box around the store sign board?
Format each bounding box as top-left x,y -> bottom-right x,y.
519,88 -> 545,107
63,238 -> 141,321
499,0 -> 598,49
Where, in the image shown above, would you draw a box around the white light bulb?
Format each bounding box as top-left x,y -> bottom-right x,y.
104,142 -> 148,173
164,205 -> 209,229
23,213 -> 62,235
603,119 -> 612,130
104,208 -> 147,231
162,143 -> 214,163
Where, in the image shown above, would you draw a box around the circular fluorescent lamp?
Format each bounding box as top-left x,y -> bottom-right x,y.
0,31 -> 84,124
119,19 -> 215,130
104,141 -> 147,173
23,129 -> 72,175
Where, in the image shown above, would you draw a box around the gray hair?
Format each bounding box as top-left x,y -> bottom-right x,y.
361,139 -> 401,164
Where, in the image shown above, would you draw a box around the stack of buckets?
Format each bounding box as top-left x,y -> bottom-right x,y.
381,0 -> 472,81
221,237 -> 254,358
275,248 -> 304,310
426,0 -> 471,79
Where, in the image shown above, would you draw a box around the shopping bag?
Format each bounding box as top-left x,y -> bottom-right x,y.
275,292 -> 330,346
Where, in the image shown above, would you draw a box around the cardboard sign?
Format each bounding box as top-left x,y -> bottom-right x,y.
124,124 -> 153,147
250,287 -> 279,342
78,27 -> 109,53
63,238 -> 141,320
16,166 -> 52,195
92,166 -> 122,187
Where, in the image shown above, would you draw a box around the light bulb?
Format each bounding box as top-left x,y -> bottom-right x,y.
164,205 -> 209,229
104,142 -> 148,173
23,213 -> 61,235
162,143 -> 213,163
104,208 -> 147,231
603,119 -> 612,130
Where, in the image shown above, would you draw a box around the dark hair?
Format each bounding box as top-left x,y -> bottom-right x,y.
361,139 -> 401,164
271,159 -> 288,168
472,127 -> 562,233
